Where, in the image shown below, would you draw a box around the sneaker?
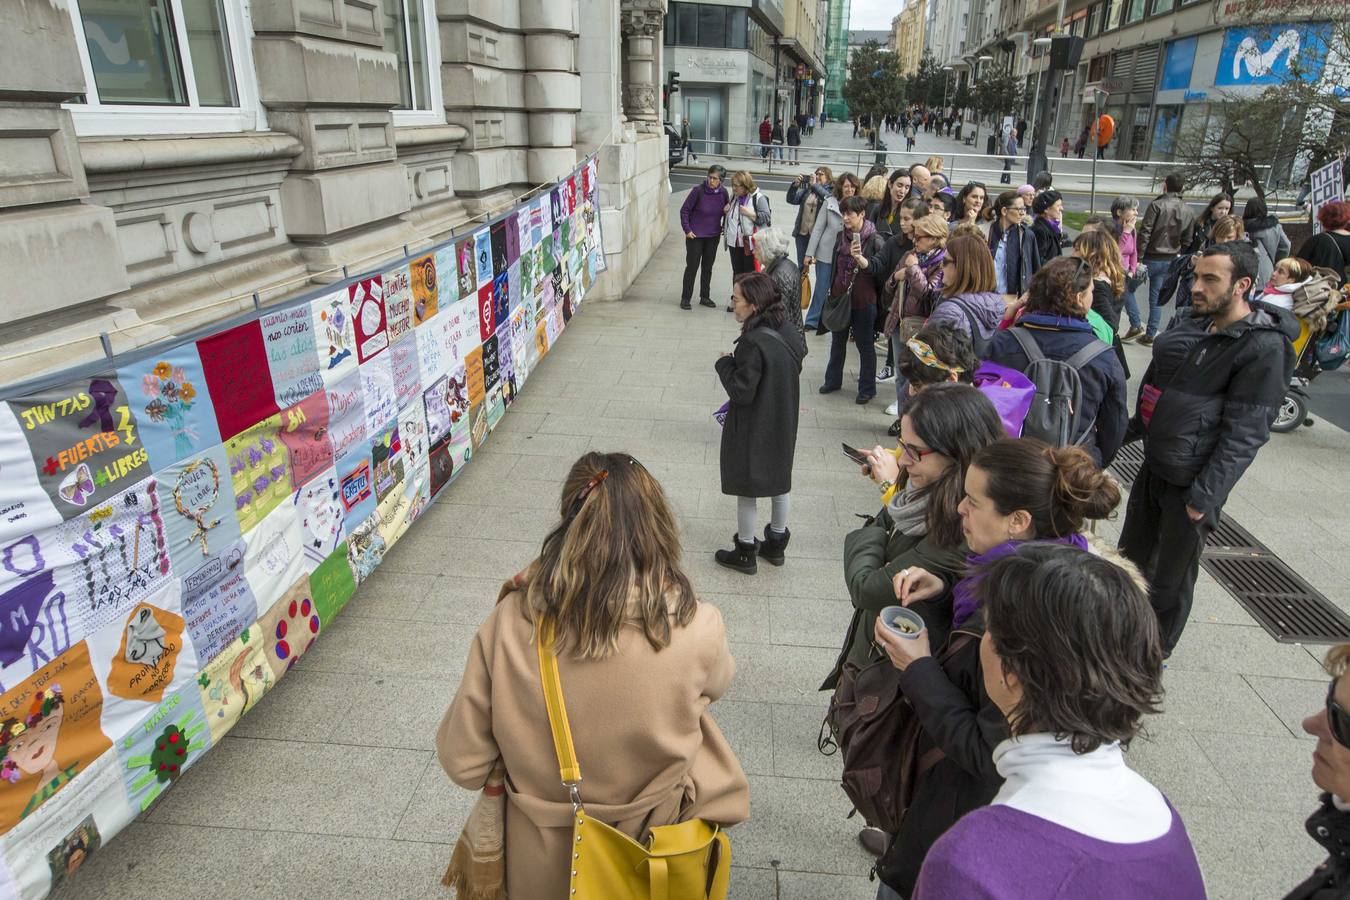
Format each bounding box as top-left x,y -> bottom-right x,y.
1138,334 -> 1155,346
1121,325 -> 1143,342
699,297 -> 716,308
877,366 -> 894,382
679,298 -> 692,310
885,401 -> 899,416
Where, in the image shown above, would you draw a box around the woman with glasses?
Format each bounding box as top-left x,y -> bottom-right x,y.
988,191 -> 1041,300
868,437 -> 1124,900
678,165 -> 730,310
986,257 -> 1129,466
911,542 -> 1204,900
823,383 -> 1005,858
824,196 -> 888,404
1285,645 -> 1350,898
715,272 -> 808,573
437,451 -> 750,899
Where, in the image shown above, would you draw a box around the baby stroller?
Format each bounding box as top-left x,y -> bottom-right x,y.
1272,269 -> 1350,432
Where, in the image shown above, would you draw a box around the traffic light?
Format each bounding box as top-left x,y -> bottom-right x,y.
669,71 -> 681,93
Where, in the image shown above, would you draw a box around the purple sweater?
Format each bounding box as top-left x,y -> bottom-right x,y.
913,803 -> 1207,899
681,182 -> 728,238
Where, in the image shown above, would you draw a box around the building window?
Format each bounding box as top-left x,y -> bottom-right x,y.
1123,0 -> 1146,25
64,0 -> 262,134
1103,0 -> 1121,30
665,3 -> 748,50
1086,3 -> 1100,35
384,0 -> 444,124
1149,0 -> 1175,16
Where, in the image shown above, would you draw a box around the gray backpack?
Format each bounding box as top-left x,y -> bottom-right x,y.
1009,327 -> 1111,447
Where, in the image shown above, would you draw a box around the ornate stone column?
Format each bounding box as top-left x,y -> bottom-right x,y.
619,0 -> 665,133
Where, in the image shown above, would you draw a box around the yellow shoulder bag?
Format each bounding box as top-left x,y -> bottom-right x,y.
537,626 -> 732,899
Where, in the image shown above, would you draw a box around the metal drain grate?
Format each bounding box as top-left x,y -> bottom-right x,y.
1107,443 -> 1350,643
1204,556 -> 1350,643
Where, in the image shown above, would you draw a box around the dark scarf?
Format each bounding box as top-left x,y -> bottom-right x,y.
953,534 -> 1089,628
833,219 -> 877,290
1246,214 -> 1279,235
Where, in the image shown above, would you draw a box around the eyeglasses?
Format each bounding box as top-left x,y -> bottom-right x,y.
898,439 -> 936,462
1006,205 -> 1026,214
1327,677 -> 1350,749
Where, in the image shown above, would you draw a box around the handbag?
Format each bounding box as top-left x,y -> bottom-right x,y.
800,271 -> 812,310
820,271 -> 856,333
537,625 -> 732,900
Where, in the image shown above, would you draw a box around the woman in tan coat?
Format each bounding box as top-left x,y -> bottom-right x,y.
437,451 -> 750,898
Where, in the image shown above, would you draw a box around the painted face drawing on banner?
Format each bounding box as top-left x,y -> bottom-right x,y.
456,239 -> 477,298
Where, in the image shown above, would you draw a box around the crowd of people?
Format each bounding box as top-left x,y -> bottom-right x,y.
431,161 -> 1350,900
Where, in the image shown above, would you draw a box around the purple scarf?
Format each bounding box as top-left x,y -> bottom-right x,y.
1042,216 -> 1063,237
833,218 -> 877,290
951,533 -> 1090,628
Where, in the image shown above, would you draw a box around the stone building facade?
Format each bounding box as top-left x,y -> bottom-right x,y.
0,0 -> 670,385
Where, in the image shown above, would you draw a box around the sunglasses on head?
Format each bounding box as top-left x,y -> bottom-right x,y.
1328,677 -> 1350,749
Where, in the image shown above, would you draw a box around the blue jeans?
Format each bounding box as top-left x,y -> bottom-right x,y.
794,234 -> 809,269
824,304 -> 878,397
1124,272 -> 1145,328
1144,258 -> 1172,337
804,262 -> 833,328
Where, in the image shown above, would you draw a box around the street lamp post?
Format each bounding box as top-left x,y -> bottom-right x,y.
940,65 -> 953,117
1089,87 -> 1107,213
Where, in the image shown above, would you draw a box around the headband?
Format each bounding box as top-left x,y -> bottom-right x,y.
906,338 -> 966,374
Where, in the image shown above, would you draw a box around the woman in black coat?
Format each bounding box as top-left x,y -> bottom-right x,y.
715,272 -> 807,575
1030,189 -> 1066,264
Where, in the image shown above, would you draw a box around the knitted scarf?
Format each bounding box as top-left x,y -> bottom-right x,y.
886,482 -> 930,536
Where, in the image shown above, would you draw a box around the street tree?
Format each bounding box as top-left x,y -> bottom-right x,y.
972,66 -> 1026,135
907,52 -> 947,109
842,41 -> 907,148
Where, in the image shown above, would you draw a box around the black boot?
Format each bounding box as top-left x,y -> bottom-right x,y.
714,536 -> 758,574
680,298 -> 692,310
699,297 -> 716,308
758,526 -> 790,566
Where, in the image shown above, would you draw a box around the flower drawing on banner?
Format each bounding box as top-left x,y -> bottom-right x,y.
141,363 -> 199,460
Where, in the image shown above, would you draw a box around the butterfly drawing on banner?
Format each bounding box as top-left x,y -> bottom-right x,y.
58,463 -> 96,507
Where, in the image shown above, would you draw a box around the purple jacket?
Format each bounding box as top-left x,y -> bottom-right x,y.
929,291 -> 1006,339
681,181 -> 728,238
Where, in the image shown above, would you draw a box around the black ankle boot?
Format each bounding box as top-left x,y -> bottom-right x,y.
758,526 -> 790,566
714,536 -> 758,574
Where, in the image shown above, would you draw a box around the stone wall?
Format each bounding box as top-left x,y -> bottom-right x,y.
0,0 -> 668,385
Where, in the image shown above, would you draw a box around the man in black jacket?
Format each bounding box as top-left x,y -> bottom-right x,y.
1119,242 -> 1297,652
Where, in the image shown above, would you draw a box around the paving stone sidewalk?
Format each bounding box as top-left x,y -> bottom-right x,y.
57,187 -> 1340,900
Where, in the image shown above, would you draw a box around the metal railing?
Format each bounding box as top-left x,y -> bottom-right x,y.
674,138 -> 1285,210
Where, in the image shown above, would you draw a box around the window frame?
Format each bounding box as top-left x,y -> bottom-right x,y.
388,0 -> 446,127
62,0 -> 266,136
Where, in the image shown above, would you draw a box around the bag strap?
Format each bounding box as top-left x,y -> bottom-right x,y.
536,624 -> 584,799
1065,338 -> 1112,370
1009,326 -> 1045,363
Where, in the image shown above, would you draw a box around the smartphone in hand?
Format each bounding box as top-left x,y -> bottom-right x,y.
841,442 -> 869,466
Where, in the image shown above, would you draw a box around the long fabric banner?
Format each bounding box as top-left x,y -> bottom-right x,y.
0,156 -> 605,898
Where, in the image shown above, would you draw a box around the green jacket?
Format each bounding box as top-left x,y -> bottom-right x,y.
821,505 -> 969,691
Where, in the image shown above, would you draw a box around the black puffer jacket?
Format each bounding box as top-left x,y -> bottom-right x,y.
1132,302 -> 1298,517
1283,794 -> 1350,899
764,254 -> 805,332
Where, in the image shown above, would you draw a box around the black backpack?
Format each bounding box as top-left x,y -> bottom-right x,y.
1009,327 -> 1111,447
941,297 -> 997,359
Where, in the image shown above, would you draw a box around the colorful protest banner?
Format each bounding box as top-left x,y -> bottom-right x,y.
0,156 -> 603,899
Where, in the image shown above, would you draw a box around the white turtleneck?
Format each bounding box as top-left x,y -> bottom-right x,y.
991,733 -> 1172,843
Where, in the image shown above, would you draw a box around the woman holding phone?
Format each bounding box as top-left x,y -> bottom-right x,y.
820,195 -> 885,404
824,383 -> 1004,858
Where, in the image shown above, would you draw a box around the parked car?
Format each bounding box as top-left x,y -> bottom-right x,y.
664,121 -> 688,167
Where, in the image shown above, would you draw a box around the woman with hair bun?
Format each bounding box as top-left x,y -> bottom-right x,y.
868,438 -> 1124,899
913,542 -> 1204,899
